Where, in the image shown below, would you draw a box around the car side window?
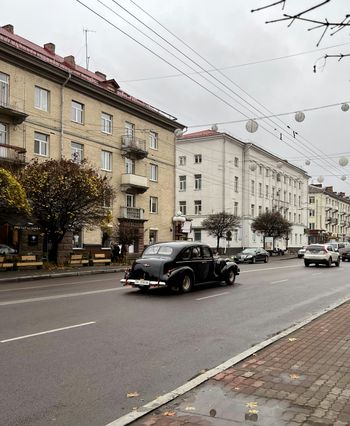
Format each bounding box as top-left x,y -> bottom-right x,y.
202,246 -> 212,259
327,246 -> 334,252
191,247 -> 201,259
180,248 -> 191,261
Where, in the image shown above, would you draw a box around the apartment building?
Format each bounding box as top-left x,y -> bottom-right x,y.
308,184 -> 350,243
176,130 -> 309,250
0,24 -> 184,256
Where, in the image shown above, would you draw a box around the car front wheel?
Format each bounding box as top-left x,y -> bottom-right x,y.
180,274 -> 193,293
335,257 -> 340,267
225,269 -> 236,286
251,257 -> 256,264
264,256 -> 268,263
326,258 -> 332,267
304,260 -> 310,267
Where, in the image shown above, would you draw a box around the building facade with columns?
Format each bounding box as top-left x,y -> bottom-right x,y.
176,130 -> 309,251
0,24 -> 184,259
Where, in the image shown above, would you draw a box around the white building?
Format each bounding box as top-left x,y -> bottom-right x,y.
176,130 -> 309,251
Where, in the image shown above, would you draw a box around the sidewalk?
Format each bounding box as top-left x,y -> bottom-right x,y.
122,299 -> 350,426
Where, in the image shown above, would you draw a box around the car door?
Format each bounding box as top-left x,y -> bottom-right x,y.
256,249 -> 263,262
190,246 -> 208,283
326,245 -> 337,261
200,245 -> 214,281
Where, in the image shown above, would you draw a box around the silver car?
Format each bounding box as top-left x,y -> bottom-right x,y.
304,244 -> 340,267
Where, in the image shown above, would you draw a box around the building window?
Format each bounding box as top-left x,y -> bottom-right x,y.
251,180 -> 255,195
309,209 -> 315,217
234,176 -> 239,192
294,194 -> 296,206
298,196 -> 301,207
0,72 -> 9,106
149,131 -> 158,149
150,164 -> 158,181
34,86 -> 49,111
179,155 -> 186,165
101,150 -> 112,171
34,132 -> 49,156
125,158 -> 135,174
284,175 -> 287,184
194,229 -> 201,241
179,201 -> 186,215
259,183 -> 262,197
309,196 -> 315,203
298,214 -> 301,223
309,223 -> 315,230
179,175 -> 186,191
0,122 -> 7,144
72,230 -> 83,249
289,193 -> 292,204
125,121 -> 135,137
194,174 -> 202,190
149,229 -> 158,244
234,157 -> 239,167
71,101 -> 84,124
126,193 -> 135,207
150,196 -> 158,213
194,200 -> 202,215
251,204 -> 255,217
101,112 -> 112,134
265,185 -> 269,197
71,142 -> 84,162
266,169 -> 269,177
194,154 -> 202,164
258,205 -> 262,215
259,165 -> 262,175
234,201 -> 238,216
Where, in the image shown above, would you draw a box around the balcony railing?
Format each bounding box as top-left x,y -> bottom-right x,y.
0,102 -> 28,124
0,143 -> 26,164
121,135 -> 148,159
120,173 -> 149,194
119,206 -> 144,220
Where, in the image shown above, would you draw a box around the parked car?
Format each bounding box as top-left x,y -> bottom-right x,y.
0,244 -> 17,255
121,241 -> 240,292
298,246 -> 307,258
304,244 -> 340,267
234,248 -> 269,264
340,245 -> 350,262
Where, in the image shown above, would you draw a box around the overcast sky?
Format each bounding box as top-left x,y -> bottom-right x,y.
3,0 -> 350,192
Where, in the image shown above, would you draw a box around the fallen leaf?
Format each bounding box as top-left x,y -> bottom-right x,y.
234,387 -> 240,390
248,409 -> 259,414
290,373 -> 300,380
185,406 -> 196,411
163,411 -> 176,416
288,337 -> 297,342
127,392 -> 140,398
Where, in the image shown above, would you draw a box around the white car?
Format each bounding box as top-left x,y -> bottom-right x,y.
0,244 -> 17,255
297,246 -> 307,258
304,244 -> 340,267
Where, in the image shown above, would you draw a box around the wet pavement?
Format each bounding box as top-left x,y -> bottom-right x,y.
132,301 -> 350,426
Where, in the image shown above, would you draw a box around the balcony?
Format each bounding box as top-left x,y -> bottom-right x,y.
0,143 -> 26,165
0,102 -> 28,124
121,135 -> 148,159
119,206 -> 145,220
120,173 -> 149,194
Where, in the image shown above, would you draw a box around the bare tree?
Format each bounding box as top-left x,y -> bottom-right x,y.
252,1 -> 350,67
202,212 -> 240,251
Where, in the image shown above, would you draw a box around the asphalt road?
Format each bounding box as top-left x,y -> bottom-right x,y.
1,259 -> 350,426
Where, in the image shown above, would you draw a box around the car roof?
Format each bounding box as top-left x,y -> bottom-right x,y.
146,241 -> 211,255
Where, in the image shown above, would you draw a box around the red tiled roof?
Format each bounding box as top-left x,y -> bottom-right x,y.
0,26 -> 173,118
179,129 -> 220,139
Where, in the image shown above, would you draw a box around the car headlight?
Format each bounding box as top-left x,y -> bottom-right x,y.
246,255 -> 252,258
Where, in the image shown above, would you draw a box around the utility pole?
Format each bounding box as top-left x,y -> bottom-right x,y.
83,28 -> 96,70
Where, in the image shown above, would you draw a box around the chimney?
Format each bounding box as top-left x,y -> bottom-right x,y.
2,24 -> 14,34
325,186 -> 333,193
339,192 -> 345,197
64,55 -> 75,68
44,43 -> 55,54
95,71 -> 106,80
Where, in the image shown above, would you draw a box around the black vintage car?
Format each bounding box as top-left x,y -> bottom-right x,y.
121,241 -> 240,292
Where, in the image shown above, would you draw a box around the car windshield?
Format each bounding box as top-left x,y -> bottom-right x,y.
142,245 -> 173,257
242,248 -> 257,254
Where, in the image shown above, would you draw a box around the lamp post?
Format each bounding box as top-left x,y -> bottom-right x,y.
172,211 -> 186,240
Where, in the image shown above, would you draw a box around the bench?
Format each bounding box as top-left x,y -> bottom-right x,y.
0,256 -> 14,270
15,255 -> 43,269
68,254 -> 89,267
91,253 -> 111,266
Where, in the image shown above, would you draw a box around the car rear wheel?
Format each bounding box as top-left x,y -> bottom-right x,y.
251,257 -> 256,264
264,256 -> 268,263
180,274 -> 193,293
225,269 -> 236,286
304,260 -> 310,267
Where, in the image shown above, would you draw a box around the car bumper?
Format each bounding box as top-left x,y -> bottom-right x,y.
121,278 -> 167,288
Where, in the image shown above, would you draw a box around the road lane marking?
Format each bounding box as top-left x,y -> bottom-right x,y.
0,277 -> 119,293
195,292 -> 229,301
0,287 -> 126,306
240,265 -> 299,273
271,279 -> 288,284
1,321 -> 96,343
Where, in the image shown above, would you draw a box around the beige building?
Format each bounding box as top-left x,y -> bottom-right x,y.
0,24 -> 184,257
308,184 -> 350,243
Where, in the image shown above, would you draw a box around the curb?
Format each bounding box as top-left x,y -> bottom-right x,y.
106,294 -> 350,426
0,267 -> 126,284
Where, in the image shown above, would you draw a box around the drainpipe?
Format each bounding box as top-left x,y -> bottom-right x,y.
223,138 -> 226,211
60,72 -> 72,159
